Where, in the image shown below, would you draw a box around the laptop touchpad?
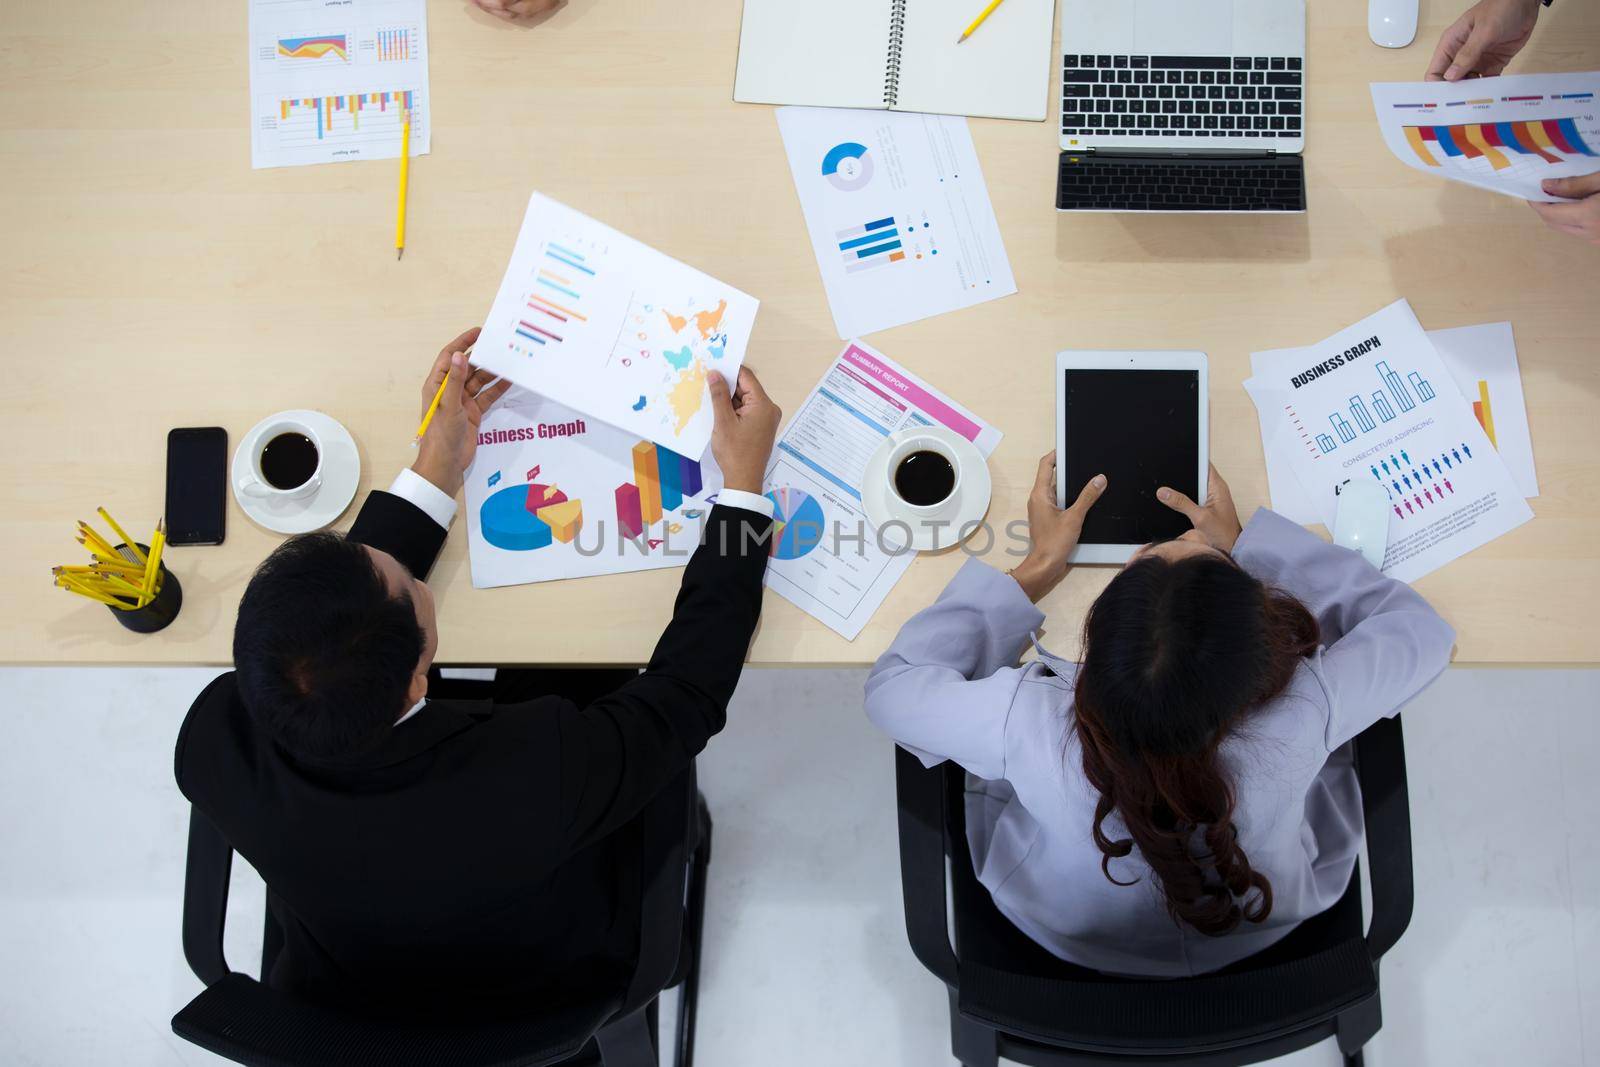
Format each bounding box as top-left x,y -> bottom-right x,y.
1134,0 -> 1233,54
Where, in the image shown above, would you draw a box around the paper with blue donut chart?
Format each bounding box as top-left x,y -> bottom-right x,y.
472,193 -> 758,461
1371,72 -> 1600,202
776,107 -> 1017,339
761,340 -> 1002,639
463,388 -> 725,589
1243,300 -> 1533,584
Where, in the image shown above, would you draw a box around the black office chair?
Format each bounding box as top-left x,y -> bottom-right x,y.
171,765 -> 713,1067
894,715 -> 1414,1067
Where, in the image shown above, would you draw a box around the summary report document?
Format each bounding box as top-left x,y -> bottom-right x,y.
734,0 -> 1055,121
1371,72 -> 1600,201
777,108 -> 1016,339
473,193 -> 758,460
464,390 -> 723,589
247,0 -> 431,169
762,341 -> 1002,639
1245,300 -> 1533,584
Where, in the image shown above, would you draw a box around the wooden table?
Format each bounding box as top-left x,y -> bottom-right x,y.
3,1 -> 1597,667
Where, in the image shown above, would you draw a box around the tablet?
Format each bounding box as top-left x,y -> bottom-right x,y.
1055,351 -> 1208,564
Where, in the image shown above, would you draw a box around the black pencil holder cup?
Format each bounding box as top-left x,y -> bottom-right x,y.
110,543 -> 182,634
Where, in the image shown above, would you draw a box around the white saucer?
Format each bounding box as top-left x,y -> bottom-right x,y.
232,410 -> 361,535
863,425 -> 993,552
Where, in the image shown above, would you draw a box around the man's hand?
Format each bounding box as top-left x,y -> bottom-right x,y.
1157,465 -> 1244,552
469,0 -> 565,23
412,327 -> 513,498
1008,451 -> 1105,602
1531,174 -> 1600,244
1425,0 -> 1540,81
708,367 -> 781,495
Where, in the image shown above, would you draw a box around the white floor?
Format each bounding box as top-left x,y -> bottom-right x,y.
0,666 -> 1595,1066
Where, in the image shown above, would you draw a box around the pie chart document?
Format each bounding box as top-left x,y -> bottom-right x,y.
776,107 -> 1016,339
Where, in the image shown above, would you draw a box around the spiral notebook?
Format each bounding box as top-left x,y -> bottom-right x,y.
733,0 -> 1055,121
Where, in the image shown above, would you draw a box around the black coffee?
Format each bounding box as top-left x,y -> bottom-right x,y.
894,450 -> 956,507
260,432 -> 319,490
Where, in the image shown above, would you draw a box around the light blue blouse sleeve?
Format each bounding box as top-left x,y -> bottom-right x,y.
863,558 -> 1044,779
1232,508 -> 1456,751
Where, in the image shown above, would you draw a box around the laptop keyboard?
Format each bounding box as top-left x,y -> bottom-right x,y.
1056,153 -> 1306,212
1061,54 -> 1303,140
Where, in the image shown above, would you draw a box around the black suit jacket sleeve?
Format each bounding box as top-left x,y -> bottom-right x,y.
556,503 -> 772,854
346,489 -> 449,580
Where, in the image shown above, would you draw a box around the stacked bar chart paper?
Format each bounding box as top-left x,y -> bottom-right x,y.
1372,72 -> 1600,200
465,391 -> 723,589
249,0 -> 431,169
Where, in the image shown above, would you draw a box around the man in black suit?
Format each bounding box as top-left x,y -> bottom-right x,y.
176,327 -> 782,1017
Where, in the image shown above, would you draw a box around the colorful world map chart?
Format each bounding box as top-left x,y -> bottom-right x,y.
475,193 -> 759,459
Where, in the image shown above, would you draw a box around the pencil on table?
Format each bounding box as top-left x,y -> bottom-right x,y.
395,109 -> 411,260
957,0 -> 1006,42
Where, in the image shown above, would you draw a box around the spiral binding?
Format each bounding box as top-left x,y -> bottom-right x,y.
883,0 -> 907,107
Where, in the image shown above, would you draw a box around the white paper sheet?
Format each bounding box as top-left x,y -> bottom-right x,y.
463,390 -> 724,589
761,341 -> 1002,640
1244,300 -> 1533,584
473,193 -> 758,460
1253,322 -> 1540,523
1370,73 -> 1600,201
775,108 -> 1017,339
247,0 -> 431,170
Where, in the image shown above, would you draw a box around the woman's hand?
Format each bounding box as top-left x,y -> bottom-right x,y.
1009,451 -> 1106,602
1157,464 -> 1243,552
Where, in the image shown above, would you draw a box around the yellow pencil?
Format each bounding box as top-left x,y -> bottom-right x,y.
142,519 -> 167,599
96,507 -> 147,564
76,539 -> 129,566
957,0 -> 1006,42
395,109 -> 411,260
77,522 -> 119,559
413,364 -> 451,446
56,575 -> 131,608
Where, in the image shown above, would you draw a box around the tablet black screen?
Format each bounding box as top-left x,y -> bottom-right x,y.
1061,369 -> 1201,546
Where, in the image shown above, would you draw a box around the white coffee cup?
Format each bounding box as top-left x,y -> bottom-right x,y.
886,433 -> 963,516
236,418 -> 323,502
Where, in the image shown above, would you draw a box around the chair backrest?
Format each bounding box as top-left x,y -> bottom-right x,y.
172,972 -> 617,1067
174,760 -> 699,1067
894,713 -> 1414,1059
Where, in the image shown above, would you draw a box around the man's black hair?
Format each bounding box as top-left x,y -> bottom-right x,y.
233,533 -> 424,759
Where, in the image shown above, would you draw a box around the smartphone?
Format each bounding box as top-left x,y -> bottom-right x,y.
166,427 -> 228,546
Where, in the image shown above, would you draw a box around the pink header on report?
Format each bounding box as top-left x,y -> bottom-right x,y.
841,344 -> 982,442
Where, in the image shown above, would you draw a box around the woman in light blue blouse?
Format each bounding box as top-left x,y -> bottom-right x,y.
866,454 -> 1454,977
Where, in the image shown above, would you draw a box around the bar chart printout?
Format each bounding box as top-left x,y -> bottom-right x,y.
1244,300 -> 1532,584
249,0 -> 432,168
1371,73 -> 1600,200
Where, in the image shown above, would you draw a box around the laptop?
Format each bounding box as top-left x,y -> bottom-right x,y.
1056,0 -> 1307,213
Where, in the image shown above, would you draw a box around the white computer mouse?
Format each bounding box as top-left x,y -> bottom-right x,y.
1369,0 -> 1419,48
1333,479 -> 1392,570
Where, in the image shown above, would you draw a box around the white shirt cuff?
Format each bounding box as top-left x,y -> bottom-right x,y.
388,468 -> 458,530
717,488 -> 774,519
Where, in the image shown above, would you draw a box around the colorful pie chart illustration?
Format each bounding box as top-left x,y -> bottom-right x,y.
821,141 -> 873,192
765,486 -> 825,561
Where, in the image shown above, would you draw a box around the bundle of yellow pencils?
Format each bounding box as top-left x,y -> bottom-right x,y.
52,508 -> 167,611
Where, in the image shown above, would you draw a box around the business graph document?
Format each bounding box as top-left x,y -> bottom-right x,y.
1253,322 -> 1539,524
1371,73 -> 1600,201
776,108 -> 1017,339
247,0 -> 431,170
762,341 -> 1002,639
1244,301 -> 1532,584
463,389 -> 724,589
473,193 -> 758,460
